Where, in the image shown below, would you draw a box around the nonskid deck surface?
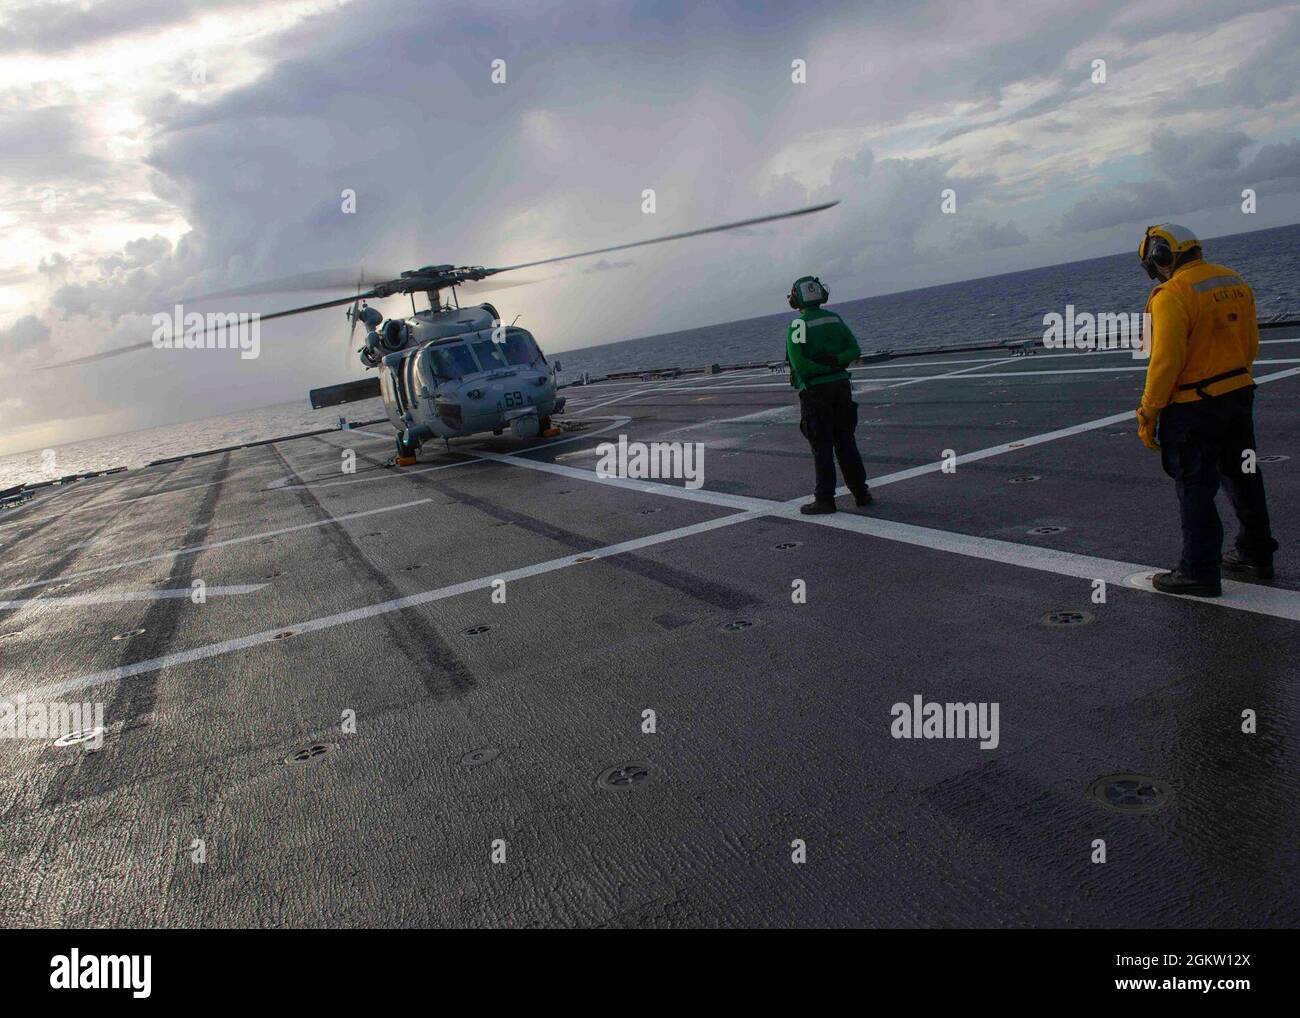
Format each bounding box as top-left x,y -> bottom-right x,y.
2,332 -> 1299,928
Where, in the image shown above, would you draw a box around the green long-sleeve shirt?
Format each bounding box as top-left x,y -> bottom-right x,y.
785,307 -> 861,390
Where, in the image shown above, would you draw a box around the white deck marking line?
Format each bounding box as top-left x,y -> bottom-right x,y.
35,484 -> 1300,698
857,339 -> 1293,372
840,335 -> 1300,373
24,360 -> 1300,693
927,358 -> 1300,379
270,416 -> 629,490
562,373 -> 701,413
562,370 -> 747,414
473,421 -> 1101,509
652,375 -> 1064,391
561,375 -> 765,411
558,384 -> 646,403
0,584 -> 266,610
831,363 -> 1300,495
603,357 -> 1017,396
0,498 -> 433,595
268,457 -> 490,490
553,335 -> 1294,397
858,412 -> 1131,487
563,369 -> 770,405
650,401 -> 799,436
472,449 -> 771,511
484,364 -> 1300,504
26,509 -> 768,700
650,380 -> 905,392
0,466 -> 278,531
567,385 -> 666,414
642,357 -> 1300,392
796,511 -> 1300,621
885,356 -> 1021,389
0,481 -> 198,528
853,350 -> 1129,370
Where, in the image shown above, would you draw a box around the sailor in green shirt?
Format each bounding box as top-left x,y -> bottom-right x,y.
785,275 -> 871,514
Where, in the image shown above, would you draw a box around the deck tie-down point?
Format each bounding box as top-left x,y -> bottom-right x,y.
1087,773 -> 1172,814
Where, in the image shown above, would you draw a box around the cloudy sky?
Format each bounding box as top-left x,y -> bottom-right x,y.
2,0 -> 1299,454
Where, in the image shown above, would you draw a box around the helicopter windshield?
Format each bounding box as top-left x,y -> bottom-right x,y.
471,339 -> 510,371
429,343 -> 478,379
499,331 -> 542,367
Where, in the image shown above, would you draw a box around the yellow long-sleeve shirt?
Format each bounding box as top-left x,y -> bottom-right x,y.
1141,259 -> 1259,410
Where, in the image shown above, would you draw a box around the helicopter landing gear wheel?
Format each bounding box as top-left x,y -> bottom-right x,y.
394,432 -> 418,465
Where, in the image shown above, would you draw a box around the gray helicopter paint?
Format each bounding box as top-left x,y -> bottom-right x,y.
370,305 -> 560,447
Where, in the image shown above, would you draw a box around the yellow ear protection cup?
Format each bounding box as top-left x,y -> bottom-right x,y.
1139,226 -> 1172,280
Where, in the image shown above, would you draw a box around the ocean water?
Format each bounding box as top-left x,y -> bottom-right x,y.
0,397 -> 388,493
554,221 -> 1300,377
3,222 -> 1296,491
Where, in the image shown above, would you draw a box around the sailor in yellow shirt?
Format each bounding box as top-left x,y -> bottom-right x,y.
1136,223 -> 1277,597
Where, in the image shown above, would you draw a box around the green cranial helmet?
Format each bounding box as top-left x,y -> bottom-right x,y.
789,275 -> 828,310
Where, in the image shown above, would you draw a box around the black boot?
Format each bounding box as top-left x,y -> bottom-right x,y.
1222,546 -> 1274,580
799,498 -> 837,515
850,485 -> 873,507
1152,570 -> 1221,597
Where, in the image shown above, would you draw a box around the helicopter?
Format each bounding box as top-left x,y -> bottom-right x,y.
46,201 -> 838,462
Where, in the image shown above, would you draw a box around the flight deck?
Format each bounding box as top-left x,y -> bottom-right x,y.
2,330 -> 1298,928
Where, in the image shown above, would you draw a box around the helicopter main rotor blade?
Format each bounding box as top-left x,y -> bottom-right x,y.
40,291 -> 383,370
480,200 -> 839,276
42,201 -> 838,371
452,275 -> 551,294
177,268 -> 402,303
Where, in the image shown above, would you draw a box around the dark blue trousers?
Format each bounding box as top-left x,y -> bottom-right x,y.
1157,387 -> 1276,582
799,379 -> 867,500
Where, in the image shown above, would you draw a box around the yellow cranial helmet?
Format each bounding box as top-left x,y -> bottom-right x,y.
1138,223 -> 1200,279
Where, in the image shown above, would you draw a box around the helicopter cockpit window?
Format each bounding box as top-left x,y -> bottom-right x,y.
429,343 -> 478,380
472,339 -> 509,371
499,331 -> 542,367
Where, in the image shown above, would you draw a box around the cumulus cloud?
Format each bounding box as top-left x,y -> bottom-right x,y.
1,0 -> 1298,450
0,314 -> 51,352
1155,9 -> 1300,113
1062,126 -> 1300,232
0,0 -> 270,56
50,235 -> 176,317
955,219 -> 1029,250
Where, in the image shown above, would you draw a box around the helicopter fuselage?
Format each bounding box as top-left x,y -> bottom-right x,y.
374,304 -> 563,452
